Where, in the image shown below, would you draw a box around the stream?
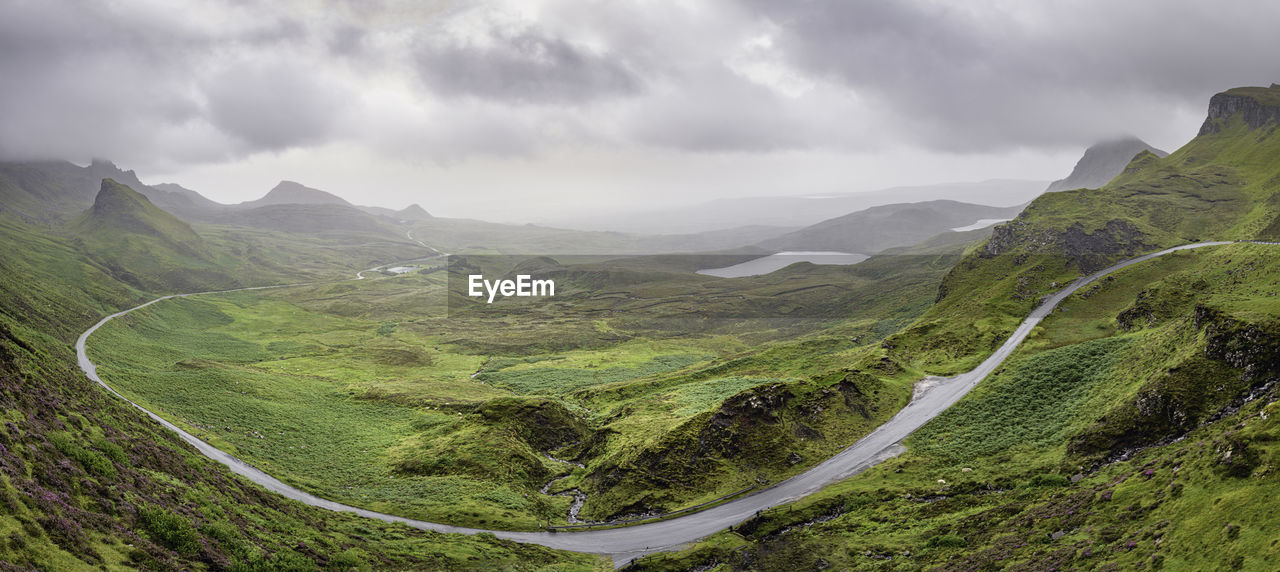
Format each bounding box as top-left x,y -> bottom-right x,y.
541,453 -> 588,523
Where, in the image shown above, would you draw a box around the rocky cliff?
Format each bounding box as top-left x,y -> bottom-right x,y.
1198,84 -> 1280,135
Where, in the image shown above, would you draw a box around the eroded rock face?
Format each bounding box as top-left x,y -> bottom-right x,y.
1197,305 -> 1280,383
984,219 -> 1026,258
984,219 -> 1148,273
1199,86 -> 1280,135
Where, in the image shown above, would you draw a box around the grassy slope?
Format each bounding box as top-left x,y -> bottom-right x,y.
885,112 -> 1280,376
0,213 -> 602,569
632,242 -> 1280,571
628,89 -> 1280,570
85,250 -> 959,528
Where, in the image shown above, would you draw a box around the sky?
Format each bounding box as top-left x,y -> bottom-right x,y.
3,0 -> 1279,222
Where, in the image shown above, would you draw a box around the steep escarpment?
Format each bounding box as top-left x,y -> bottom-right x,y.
67,179 -> 252,292
1199,84 -> 1280,135
983,218 -> 1150,273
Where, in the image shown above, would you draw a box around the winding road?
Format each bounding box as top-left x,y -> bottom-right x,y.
77,241 -> 1257,567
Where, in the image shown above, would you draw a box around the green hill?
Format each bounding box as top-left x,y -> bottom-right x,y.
63,179 -> 251,293
238,180 -> 354,208
632,85 -> 1280,571
75,178 -> 205,251
0,184 -> 602,569
886,84 -> 1280,373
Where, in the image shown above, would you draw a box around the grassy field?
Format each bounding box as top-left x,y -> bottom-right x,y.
0,210 -> 606,570
88,251 -> 956,529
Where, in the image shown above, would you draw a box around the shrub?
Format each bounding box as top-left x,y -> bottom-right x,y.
138,507 -> 200,555
92,435 -> 128,464
48,431 -> 116,479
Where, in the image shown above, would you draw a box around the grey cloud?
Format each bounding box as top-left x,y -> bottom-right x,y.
627,67 -> 811,152
6,0 -> 1280,174
413,20 -> 642,105
739,0 -> 1280,151
0,1 -> 338,166
328,23 -> 369,57
203,64 -> 350,150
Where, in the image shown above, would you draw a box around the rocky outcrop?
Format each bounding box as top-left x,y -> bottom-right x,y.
1198,84 -> 1280,135
476,397 -> 590,451
582,372 -> 890,520
1069,306 -> 1280,461
1196,305 -> 1280,383
983,219 -> 1148,273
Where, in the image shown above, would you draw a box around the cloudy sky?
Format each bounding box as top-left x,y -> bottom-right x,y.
3,0 -> 1279,222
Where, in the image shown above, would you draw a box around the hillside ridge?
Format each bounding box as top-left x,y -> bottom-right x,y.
1199,84 -> 1280,134
1045,136 -> 1168,192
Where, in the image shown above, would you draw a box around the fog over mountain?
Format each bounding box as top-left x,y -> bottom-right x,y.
3,1 -> 1280,221
1046,137 -> 1169,192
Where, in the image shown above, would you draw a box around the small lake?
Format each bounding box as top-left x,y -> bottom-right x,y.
950,218 -> 1011,232
696,251 -> 869,278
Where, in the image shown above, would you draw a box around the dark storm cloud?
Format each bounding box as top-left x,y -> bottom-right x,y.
737,0 -> 1280,150
413,20 -> 642,105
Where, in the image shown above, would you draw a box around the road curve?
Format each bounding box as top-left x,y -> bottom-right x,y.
77,241 -> 1247,567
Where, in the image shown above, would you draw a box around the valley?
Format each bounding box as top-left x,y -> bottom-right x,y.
81,247 -> 949,531
1,54 -> 1279,571
75,235 -> 1277,567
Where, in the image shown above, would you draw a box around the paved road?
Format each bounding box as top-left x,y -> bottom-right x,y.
76,241 -> 1249,567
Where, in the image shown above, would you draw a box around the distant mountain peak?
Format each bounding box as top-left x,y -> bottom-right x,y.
1046,137 -> 1168,192
397,203 -> 433,220
243,180 -> 352,207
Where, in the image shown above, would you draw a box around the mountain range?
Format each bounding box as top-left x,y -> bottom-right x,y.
1,83 -> 1277,570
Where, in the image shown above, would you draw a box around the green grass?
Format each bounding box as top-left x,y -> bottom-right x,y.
910,336 -> 1133,464
666,377 -> 781,417
86,248 -> 954,529
478,354 -> 704,394
0,220 -> 605,570
634,239 -> 1280,572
